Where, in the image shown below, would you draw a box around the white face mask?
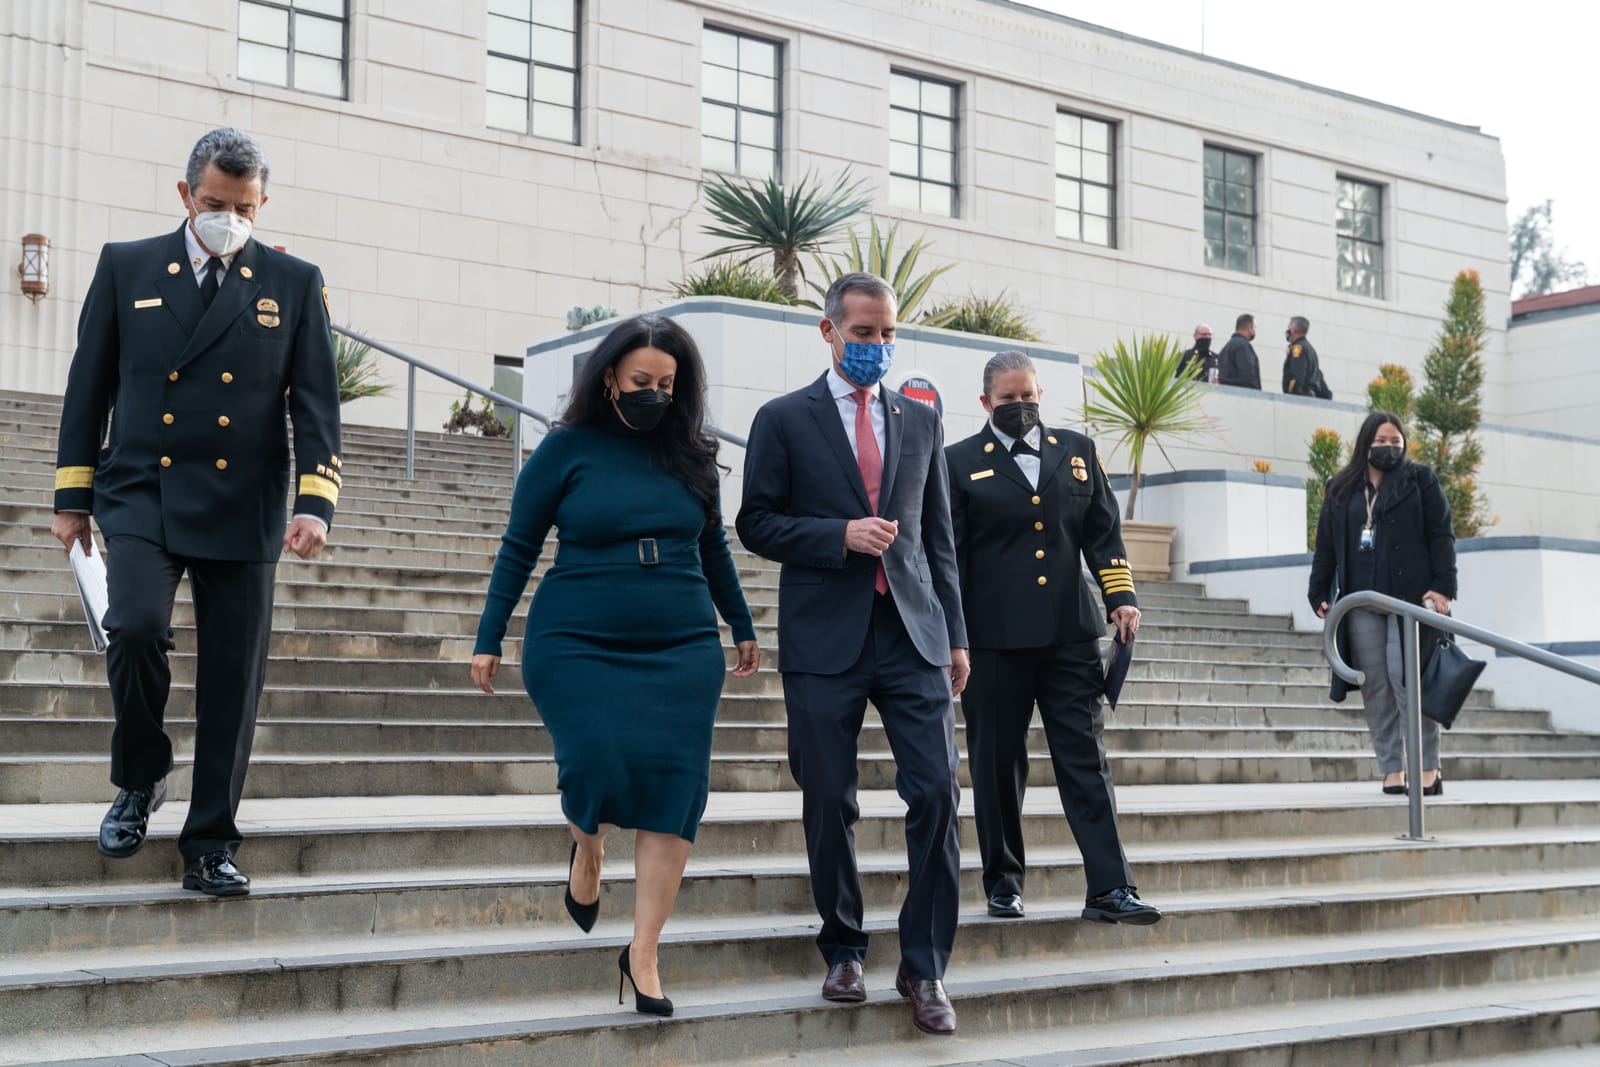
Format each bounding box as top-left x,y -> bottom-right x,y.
192,210 -> 253,257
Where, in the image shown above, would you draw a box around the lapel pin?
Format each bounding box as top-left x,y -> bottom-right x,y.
167,262 -> 180,274
240,266 -> 253,279
984,442 -> 995,453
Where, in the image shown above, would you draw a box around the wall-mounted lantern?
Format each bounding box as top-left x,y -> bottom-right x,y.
18,234 -> 49,302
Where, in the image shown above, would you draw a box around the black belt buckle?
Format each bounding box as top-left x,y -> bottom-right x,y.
638,537 -> 660,566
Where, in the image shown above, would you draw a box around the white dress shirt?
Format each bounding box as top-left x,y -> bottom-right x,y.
828,366 -> 887,461
988,420 -> 1042,490
183,222 -> 237,287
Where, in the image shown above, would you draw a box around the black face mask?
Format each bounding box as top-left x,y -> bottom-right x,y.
1285,329 -> 1294,342
614,387 -> 672,432
991,401 -> 1040,440
1194,337 -> 1211,354
1369,444 -> 1404,471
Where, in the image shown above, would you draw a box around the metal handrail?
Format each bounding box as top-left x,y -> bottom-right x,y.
1322,589 -> 1600,841
333,326 -> 747,481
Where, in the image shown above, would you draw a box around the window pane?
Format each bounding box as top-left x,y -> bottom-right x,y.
294,0 -> 344,16
702,136 -> 736,172
1082,214 -> 1110,246
1335,208 -> 1355,235
239,41 -> 288,85
1224,182 -> 1252,213
1225,214 -> 1251,246
702,101 -> 735,141
920,182 -> 954,217
741,111 -> 776,149
1081,150 -> 1108,184
531,0 -> 576,31
889,140 -> 918,175
490,0 -> 531,18
739,35 -> 777,76
1203,146 -> 1223,180
1056,111 -> 1080,146
487,92 -> 528,132
1204,208 -> 1224,240
1082,118 -> 1110,152
488,55 -> 528,97
738,71 -> 775,112
533,66 -> 574,105
1203,177 -> 1224,209
1354,212 -> 1379,240
1056,208 -> 1079,240
1055,177 -> 1079,210
889,73 -> 918,109
922,116 -> 952,150
1204,239 -> 1224,267
239,3 -> 288,47
1225,242 -> 1251,272
1082,183 -> 1109,216
889,176 -> 920,210
890,109 -> 918,143
1225,151 -> 1252,186
532,102 -> 575,142
294,12 -> 342,57
1352,181 -> 1379,213
487,14 -> 530,59
1336,181 -> 1356,212
1057,146 -> 1080,178
703,27 -> 737,68
531,27 -> 574,67
921,148 -> 953,183
703,64 -> 736,102
741,148 -> 776,180
920,79 -> 953,116
294,53 -> 343,96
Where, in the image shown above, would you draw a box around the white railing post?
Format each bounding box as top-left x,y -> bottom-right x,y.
405,363 -> 416,481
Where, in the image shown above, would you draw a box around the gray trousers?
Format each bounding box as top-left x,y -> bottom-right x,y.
1345,608 -> 1441,774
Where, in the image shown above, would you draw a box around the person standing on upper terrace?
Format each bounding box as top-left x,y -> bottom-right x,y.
471,313 -> 759,1018
1216,313 -> 1262,389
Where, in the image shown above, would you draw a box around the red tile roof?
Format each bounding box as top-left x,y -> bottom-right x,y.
1512,284 -> 1600,317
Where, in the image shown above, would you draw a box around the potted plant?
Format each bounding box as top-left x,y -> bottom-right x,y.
332,328 -> 392,405
1082,332 -> 1207,580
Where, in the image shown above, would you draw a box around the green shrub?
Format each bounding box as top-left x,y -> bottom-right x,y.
332,328 -> 390,404
1305,427 -> 1344,549
673,259 -> 796,304
1366,363 -> 1416,420
920,291 -> 1040,341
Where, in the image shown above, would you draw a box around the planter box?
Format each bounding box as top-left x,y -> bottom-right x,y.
1121,520 -> 1176,581
1111,470 -> 1307,578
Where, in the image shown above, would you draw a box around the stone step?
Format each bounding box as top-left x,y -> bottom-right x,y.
6,916 -> 1598,1064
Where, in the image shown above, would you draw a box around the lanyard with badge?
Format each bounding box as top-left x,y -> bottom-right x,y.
1359,481 -> 1378,551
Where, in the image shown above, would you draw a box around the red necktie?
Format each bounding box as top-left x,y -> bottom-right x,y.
852,388 -> 889,595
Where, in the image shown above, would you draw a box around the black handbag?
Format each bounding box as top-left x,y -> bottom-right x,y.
1420,630 -> 1485,729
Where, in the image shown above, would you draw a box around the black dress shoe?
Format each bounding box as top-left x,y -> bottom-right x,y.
895,969 -> 956,1035
182,850 -> 251,897
986,894 -> 1025,918
1083,886 -> 1161,925
821,960 -> 866,1002
97,780 -> 167,858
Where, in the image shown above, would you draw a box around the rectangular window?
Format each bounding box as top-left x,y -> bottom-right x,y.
701,26 -> 781,181
238,0 -> 347,98
1337,177 -> 1384,299
1203,145 -> 1256,273
486,0 -> 580,144
1055,111 -> 1115,247
889,71 -> 958,218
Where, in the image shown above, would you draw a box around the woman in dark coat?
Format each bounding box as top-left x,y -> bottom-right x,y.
1308,411 -> 1458,795
471,314 -> 759,1015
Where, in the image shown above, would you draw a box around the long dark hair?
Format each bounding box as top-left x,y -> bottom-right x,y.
1327,410 -> 1408,503
559,313 -> 723,521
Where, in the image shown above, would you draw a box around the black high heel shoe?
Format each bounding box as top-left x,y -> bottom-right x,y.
1382,777 -> 1406,796
618,943 -> 673,1016
1423,772 -> 1444,797
564,842 -> 598,933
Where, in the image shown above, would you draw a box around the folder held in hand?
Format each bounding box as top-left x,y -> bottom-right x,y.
1102,628 -> 1134,710
70,540 -> 109,653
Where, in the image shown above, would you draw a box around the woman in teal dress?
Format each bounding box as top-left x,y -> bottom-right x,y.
471,314 -> 759,1016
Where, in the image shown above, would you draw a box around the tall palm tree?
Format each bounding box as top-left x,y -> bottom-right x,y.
701,170 -> 871,299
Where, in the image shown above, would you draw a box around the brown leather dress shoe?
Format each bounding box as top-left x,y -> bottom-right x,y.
821,960 -> 866,1002
895,968 -> 956,1035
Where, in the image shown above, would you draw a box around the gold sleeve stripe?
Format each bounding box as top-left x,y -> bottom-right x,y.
1101,577 -> 1136,589
298,473 -> 340,505
1101,584 -> 1136,595
55,466 -> 94,490
1097,568 -> 1133,578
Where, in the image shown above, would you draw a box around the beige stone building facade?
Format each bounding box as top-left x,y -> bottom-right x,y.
4,0 -> 1515,434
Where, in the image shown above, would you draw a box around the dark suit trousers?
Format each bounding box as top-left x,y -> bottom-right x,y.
103,535 -> 275,861
962,642 -> 1134,900
782,593 -> 961,981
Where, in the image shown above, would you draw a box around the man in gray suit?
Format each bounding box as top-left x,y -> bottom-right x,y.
737,272 -> 968,1036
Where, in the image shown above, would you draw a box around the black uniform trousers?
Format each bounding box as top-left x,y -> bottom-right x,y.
962,640 -> 1134,900
781,592 -> 961,981
103,534 -> 275,862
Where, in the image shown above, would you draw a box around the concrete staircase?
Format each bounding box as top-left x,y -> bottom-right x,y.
3,387 -> 1599,1065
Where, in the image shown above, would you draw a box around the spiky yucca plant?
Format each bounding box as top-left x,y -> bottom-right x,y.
700,170 -> 871,299
1082,332 -> 1208,520
333,329 -> 390,404
920,290 -> 1040,340
673,259 -> 795,305
809,217 -> 957,324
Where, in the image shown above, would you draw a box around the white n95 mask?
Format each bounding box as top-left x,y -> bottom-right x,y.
193,211 -> 253,257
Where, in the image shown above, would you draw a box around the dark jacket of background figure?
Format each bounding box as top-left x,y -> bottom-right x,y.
1282,336 -> 1333,399
945,422 -> 1135,649
1307,460 -> 1459,701
1216,332 -> 1261,389
736,371 -> 967,674
1176,343 -> 1211,380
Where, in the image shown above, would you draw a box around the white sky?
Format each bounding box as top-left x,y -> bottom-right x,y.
1022,0 -> 1600,282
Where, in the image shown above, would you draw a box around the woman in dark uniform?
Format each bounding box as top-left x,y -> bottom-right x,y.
1309,410 -> 1457,795
471,314 -> 759,1015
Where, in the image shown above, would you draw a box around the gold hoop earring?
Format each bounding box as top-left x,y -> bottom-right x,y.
603,384 -> 615,401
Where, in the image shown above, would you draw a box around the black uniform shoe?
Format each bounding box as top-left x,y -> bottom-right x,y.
97,780 -> 167,858
986,894 -> 1025,918
182,850 -> 251,897
1083,886 -> 1161,925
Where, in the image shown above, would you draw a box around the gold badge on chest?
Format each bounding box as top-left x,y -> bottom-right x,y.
1071,455 -> 1089,481
257,313 -> 281,328
257,297 -> 279,313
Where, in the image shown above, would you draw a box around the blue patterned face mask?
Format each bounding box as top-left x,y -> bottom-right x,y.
828,319 -> 895,387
